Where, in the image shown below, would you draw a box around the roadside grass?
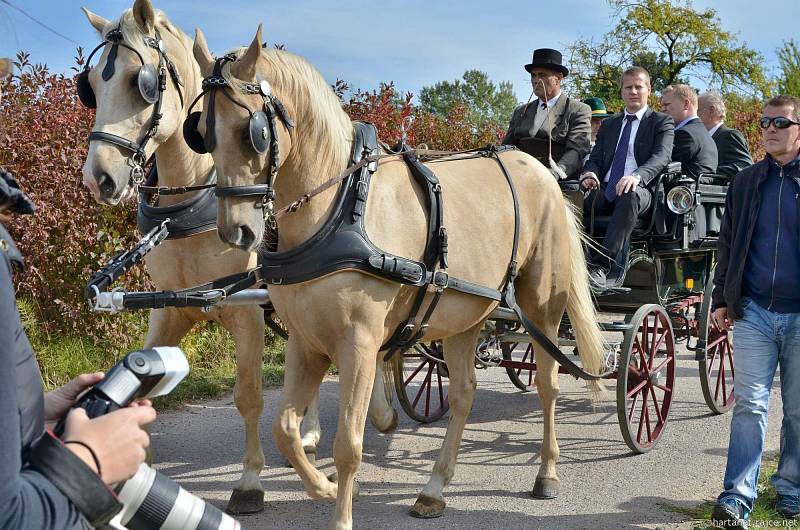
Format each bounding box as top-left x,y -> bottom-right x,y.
661,454 -> 792,529
22,299 -> 286,409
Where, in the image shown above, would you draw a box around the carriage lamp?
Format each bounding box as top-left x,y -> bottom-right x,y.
667,185 -> 695,214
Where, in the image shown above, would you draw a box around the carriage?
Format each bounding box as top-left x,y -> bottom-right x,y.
390,162 -> 735,453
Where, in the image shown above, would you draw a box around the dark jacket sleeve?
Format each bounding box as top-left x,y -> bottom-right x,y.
556,101 -> 592,178
636,113 -> 675,187
711,182 -> 735,310
0,245 -> 87,529
717,128 -> 753,178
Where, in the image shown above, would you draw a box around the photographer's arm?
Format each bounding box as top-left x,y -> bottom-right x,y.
0,258 -> 86,530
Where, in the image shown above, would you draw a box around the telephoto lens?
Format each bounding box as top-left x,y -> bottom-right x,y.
109,464 -> 240,530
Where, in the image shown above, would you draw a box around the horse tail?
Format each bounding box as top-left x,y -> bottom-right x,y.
563,202 -> 608,397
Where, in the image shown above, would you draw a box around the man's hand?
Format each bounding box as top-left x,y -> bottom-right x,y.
581,171 -> 599,190
616,175 -> 641,196
44,372 -> 105,423
712,307 -> 733,331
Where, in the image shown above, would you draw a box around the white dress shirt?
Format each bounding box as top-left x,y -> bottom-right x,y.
603,105 -> 648,183
708,122 -> 723,136
531,92 -> 562,136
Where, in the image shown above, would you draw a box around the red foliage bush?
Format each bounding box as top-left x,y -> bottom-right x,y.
0,53 -> 149,343
340,81 -> 505,150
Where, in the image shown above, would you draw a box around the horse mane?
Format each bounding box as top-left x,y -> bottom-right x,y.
221,47 -> 353,176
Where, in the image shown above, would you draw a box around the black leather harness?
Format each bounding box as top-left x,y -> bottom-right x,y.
258,122 -> 611,380
136,166 -> 218,239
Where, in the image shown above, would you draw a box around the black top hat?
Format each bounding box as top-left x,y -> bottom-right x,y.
524,48 -> 569,77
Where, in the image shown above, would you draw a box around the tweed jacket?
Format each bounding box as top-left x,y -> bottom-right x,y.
502,95 -> 592,179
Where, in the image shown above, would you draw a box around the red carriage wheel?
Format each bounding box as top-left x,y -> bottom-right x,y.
698,282 -> 735,413
501,342 -> 536,391
393,342 -> 449,423
616,304 -> 676,453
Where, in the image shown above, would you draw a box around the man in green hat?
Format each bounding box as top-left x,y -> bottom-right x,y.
583,97 -> 613,146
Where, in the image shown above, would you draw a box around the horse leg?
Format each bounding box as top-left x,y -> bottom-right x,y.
328,331 -> 381,530
368,359 -> 398,433
273,338 -> 338,501
141,308 -> 196,464
411,324 -> 481,518
529,327 -> 562,499
218,306 -> 267,514
142,307 -> 195,348
515,264 -> 569,500
299,392 -> 321,465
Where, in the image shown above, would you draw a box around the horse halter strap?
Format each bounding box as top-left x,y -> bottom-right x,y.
84,26 -> 185,184
186,54 -> 294,219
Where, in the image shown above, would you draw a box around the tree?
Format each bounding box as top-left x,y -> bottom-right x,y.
566,0 -> 771,107
776,40 -> 800,97
419,70 -> 517,130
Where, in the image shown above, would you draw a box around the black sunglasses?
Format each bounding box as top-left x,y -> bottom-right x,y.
759,116 -> 800,129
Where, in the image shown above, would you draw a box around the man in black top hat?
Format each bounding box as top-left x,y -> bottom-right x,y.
502,48 -> 591,180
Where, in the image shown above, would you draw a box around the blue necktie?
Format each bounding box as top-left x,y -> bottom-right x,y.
605,114 -> 638,202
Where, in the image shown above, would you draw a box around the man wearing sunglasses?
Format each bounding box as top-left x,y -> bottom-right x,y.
711,95 -> 800,528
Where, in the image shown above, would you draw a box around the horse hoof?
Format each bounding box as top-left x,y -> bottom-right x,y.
327,472 -> 360,497
226,489 -> 265,515
531,477 -> 560,499
409,494 -> 445,518
377,409 -> 399,434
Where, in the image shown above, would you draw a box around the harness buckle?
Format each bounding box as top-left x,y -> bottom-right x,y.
432,270 -> 449,292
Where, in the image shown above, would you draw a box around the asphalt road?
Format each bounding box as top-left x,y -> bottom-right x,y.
151,340 -> 783,530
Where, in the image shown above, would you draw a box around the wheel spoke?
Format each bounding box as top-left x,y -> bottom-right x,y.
637,390 -> 650,443
651,329 -> 669,359
404,357 -> 426,386
649,316 -> 660,367
627,378 -> 648,398
628,391 -> 640,422
411,362 -> 433,409
650,355 -> 673,375
649,385 -> 664,425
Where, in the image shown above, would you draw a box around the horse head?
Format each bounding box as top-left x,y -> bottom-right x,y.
190,25 -> 352,252
80,0 -> 200,204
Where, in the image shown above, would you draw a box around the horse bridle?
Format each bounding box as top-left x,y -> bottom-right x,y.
183,54 -> 294,219
80,26 -> 185,185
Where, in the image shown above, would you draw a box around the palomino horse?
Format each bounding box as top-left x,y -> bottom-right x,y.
191,26 -> 607,529
77,0 -> 396,514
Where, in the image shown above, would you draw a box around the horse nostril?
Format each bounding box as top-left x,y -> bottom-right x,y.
97,173 -> 116,198
238,225 -> 256,249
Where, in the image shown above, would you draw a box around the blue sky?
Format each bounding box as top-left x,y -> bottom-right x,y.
0,0 -> 795,102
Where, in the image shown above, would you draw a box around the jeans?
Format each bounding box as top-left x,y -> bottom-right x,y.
718,297 -> 800,512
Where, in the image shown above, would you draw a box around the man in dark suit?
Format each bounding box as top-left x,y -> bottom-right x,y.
580,66 -> 674,287
698,91 -> 754,179
660,84 -> 718,179
503,48 -> 591,180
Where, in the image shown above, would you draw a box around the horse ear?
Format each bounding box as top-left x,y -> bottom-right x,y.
81,7 -> 110,35
232,24 -> 263,82
192,28 -> 214,74
132,0 -> 156,33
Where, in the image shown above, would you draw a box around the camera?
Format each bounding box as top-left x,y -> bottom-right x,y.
55,347 -> 240,530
